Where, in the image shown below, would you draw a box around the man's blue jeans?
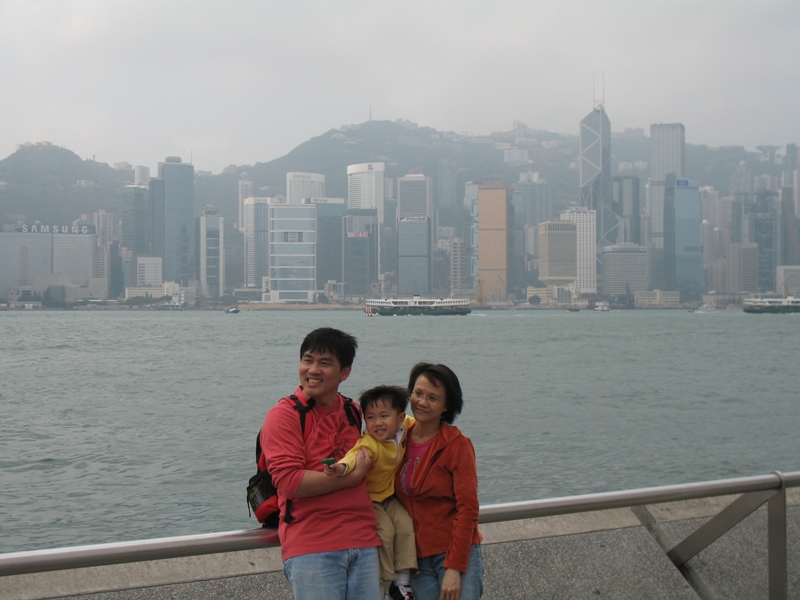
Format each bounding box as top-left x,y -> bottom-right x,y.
283,546 -> 380,600
411,544 -> 484,600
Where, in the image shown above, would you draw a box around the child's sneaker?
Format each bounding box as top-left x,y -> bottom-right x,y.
389,582 -> 415,600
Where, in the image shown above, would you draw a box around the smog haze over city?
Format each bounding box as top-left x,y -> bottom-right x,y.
2,0 -> 799,173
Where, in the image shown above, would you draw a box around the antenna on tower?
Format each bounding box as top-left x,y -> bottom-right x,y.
369,105 -> 372,121
592,71 -> 605,111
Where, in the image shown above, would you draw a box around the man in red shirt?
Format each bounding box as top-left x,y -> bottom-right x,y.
261,328 -> 380,599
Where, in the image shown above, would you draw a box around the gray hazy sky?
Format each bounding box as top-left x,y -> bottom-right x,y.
2,0 -> 798,174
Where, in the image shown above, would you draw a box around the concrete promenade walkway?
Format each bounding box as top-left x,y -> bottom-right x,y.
4,492 -> 798,600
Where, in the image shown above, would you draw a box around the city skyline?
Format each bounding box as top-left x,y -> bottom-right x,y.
1,1 -> 799,174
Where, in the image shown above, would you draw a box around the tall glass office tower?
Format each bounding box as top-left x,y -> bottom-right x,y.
580,105 -> 621,260
648,124 -> 685,290
158,157 -> 195,285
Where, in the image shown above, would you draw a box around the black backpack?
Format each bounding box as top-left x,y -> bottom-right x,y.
247,394 -> 361,527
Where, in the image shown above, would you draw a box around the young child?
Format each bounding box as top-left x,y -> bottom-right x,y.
325,385 -> 417,600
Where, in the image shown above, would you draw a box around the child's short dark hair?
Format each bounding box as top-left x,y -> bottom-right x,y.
300,328 -> 357,368
359,385 -> 408,414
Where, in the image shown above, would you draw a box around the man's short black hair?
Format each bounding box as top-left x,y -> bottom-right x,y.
300,328 -> 357,369
407,362 -> 463,424
358,385 -> 408,414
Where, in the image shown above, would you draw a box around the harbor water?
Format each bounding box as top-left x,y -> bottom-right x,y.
1,307 -> 799,554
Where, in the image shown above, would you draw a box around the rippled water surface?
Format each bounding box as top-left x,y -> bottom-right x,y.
2,308 -> 799,552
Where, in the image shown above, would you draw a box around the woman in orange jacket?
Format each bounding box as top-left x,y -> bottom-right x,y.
395,363 -> 483,600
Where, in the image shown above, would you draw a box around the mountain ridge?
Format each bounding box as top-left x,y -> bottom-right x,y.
0,121 -> 780,227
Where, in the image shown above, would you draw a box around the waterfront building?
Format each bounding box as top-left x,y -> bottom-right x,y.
310,198 -> 346,291
780,188 -> 800,266
648,123 -> 685,290
743,190 -> 781,293
136,256 -> 163,287
0,224 -> 105,301
580,104 -> 621,257
727,243 -> 758,294
158,157 -> 195,286
601,244 -> 649,296
197,206 -> 225,298
538,220 -> 577,289
397,216 -> 432,295
777,265 -> 800,296
242,197 -> 271,289
450,237 -> 468,296
286,172 -> 326,205
397,174 -> 434,295
665,174 -> 703,299
635,290 -> 680,307
559,207 -> 597,294
477,184 -> 509,301
268,202 -> 317,303
343,210 -> 378,298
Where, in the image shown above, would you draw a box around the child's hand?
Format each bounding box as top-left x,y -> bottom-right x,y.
324,462 -> 346,477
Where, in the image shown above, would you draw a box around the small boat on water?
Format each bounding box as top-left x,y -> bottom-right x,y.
365,296 -> 471,316
593,302 -> 610,312
742,296 -> 800,314
224,307 -> 240,314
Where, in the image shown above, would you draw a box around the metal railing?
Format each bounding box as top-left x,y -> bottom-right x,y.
1,470 -> 798,598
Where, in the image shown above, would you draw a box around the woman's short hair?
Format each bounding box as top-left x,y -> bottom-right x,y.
407,362 -> 463,424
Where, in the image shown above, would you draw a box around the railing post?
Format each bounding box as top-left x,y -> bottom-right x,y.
768,471 -> 787,600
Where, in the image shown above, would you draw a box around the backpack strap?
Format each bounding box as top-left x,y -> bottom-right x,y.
257,393 -> 357,525
342,396 -> 361,430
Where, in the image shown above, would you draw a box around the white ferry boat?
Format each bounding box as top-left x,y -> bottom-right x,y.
365,296 -> 471,316
742,296 -> 800,314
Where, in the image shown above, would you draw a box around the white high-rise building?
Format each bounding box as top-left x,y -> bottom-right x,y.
286,172 -> 326,204
347,163 -> 386,221
197,206 -> 225,299
560,207 -> 597,294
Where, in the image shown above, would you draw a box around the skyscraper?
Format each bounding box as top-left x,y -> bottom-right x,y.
580,104 -> 620,258
348,163 -> 386,281
612,175 -> 641,244
397,216 -> 432,295
159,157 -> 195,286
648,123 -> 685,289
397,174 -> 434,295
347,163 -> 385,216
477,185 -> 509,301
238,179 -> 253,233
243,197 -> 271,289
286,172 -> 326,204
665,174 -> 702,298
397,174 -> 433,218
269,203 -> 317,303
560,207 -> 597,294
538,220 -> 577,289
197,206 -> 225,298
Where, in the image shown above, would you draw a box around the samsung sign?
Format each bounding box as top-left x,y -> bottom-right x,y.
4,224 -> 94,234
